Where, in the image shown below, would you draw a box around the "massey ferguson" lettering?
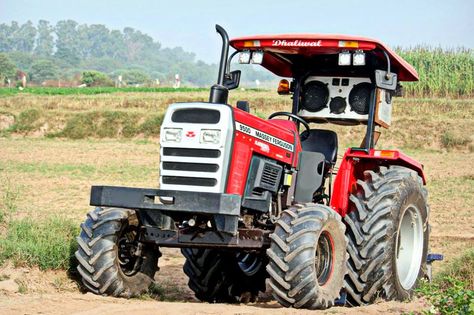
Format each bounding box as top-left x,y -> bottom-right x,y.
236,122 -> 294,152
272,39 -> 322,47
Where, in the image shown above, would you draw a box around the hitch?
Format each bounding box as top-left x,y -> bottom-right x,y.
426,253 -> 444,282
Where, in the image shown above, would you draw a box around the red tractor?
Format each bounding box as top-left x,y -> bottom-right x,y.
76,25 -> 435,309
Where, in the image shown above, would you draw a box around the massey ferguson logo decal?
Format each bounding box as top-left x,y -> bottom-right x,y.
185,131 -> 196,138
236,122 -> 294,152
272,39 -> 322,47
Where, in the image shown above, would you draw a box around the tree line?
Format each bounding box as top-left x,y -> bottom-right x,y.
0,20 -> 273,87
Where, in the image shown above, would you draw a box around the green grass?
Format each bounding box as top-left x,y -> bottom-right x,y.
0,160 -> 156,181
437,250 -> 474,290
7,108 -> 43,133
51,111 -> 164,139
1,173 -> 78,271
441,131 -> 472,150
417,250 -> 474,314
0,86 -> 208,96
1,96 -> 472,153
0,176 -> 19,223
0,216 -> 79,270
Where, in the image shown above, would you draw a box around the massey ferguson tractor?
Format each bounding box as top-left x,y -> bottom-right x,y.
75,25 -> 434,309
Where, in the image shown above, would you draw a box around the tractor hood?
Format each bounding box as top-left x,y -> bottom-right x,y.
230,34 -> 418,82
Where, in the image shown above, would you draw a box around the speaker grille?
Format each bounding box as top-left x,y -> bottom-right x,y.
329,97 -> 347,114
302,81 -> 329,112
349,82 -> 372,115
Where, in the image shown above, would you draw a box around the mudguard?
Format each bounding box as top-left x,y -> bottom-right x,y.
330,148 -> 426,217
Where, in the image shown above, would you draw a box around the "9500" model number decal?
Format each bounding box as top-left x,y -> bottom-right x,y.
235,122 -> 294,152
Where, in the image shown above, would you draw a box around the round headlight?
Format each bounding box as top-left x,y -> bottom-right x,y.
349,82 -> 372,115
302,81 -> 329,112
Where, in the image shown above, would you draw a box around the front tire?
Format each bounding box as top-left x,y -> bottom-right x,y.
266,204 -> 347,309
75,207 -> 159,297
343,166 -> 429,305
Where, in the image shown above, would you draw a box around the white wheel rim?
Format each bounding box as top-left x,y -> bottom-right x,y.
396,205 -> 424,290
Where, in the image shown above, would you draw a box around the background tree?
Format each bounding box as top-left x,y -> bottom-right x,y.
0,22 -> 19,52
55,20 -> 81,65
0,19 -> 275,87
30,59 -> 59,83
35,20 -> 54,57
0,53 -> 16,84
14,21 -> 37,53
122,69 -> 150,85
81,70 -> 113,86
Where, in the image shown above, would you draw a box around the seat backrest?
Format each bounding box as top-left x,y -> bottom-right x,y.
300,129 -> 338,165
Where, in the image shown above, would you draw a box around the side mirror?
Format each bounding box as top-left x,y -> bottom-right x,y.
375,69 -> 397,91
394,83 -> 404,97
224,70 -> 241,90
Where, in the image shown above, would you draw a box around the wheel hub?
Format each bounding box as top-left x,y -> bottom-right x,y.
396,205 -> 424,290
315,231 -> 334,286
117,225 -> 142,276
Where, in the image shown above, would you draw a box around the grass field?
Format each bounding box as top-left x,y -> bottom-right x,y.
0,91 -> 473,149
0,90 -> 473,312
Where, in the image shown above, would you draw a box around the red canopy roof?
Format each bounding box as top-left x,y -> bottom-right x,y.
230,34 -> 418,82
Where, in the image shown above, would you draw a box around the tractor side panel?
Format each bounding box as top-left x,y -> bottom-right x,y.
331,148 -> 426,217
226,108 -> 300,195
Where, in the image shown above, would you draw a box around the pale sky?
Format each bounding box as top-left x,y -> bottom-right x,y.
1,0 -> 473,63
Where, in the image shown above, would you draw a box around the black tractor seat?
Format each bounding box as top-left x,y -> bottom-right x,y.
300,129 -> 338,169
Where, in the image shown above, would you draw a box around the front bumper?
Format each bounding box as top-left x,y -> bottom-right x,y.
90,185 -> 241,234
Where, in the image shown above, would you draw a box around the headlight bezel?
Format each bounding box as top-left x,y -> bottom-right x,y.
163,127 -> 183,143
200,129 -> 221,145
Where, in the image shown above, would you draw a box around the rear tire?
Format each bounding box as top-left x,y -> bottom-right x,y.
266,204 -> 347,309
343,166 -> 429,305
181,248 -> 267,303
75,207 -> 159,297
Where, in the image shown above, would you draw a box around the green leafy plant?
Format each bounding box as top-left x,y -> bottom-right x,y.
417,250 -> 474,314
418,277 -> 474,314
81,70 -> 114,87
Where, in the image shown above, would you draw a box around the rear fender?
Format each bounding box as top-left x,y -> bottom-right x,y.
330,148 -> 426,217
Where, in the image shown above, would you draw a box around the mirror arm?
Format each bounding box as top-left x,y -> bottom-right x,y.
226,51 -> 239,76
382,50 -> 392,80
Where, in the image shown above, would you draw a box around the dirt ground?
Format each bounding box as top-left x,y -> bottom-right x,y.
0,293 -> 429,315
0,248 -> 430,315
0,136 -> 473,314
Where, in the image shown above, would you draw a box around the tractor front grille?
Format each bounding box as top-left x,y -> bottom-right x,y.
163,148 -> 221,158
159,103 -> 234,193
162,162 -> 219,172
160,147 -> 222,189
162,176 -> 217,187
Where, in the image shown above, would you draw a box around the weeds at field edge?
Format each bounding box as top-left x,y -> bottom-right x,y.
416,249 -> 474,314
0,178 -> 79,271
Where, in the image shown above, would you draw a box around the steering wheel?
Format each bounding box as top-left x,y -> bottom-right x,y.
268,112 -> 311,139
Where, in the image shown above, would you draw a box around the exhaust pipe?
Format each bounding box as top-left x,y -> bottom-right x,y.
209,24 -> 229,104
